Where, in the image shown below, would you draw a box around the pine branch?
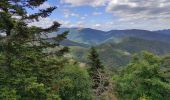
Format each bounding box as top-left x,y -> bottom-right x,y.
23,7 -> 56,21
40,21 -> 60,33
27,0 -> 48,7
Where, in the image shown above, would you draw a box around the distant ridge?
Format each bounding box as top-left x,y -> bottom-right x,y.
71,37 -> 170,68
155,29 -> 170,35
49,28 -> 170,45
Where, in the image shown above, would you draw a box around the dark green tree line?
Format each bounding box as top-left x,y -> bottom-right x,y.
0,0 -> 71,99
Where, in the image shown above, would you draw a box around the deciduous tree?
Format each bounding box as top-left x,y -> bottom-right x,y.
113,51 -> 170,100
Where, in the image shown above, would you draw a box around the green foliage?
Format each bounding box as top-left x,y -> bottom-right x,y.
88,47 -> 104,70
87,47 -> 111,98
88,47 -> 104,89
1,0 -> 170,100
0,0 -> 68,99
161,56 -> 170,82
71,37 -> 170,69
70,46 -> 89,63
0,87 -> 18,100
58,64 -> 94,100
113,51 -> 170,100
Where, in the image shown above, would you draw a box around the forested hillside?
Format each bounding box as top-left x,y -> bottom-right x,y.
0,0 -> 170,100
50,28 -> 170,45
71,37 -> 170,68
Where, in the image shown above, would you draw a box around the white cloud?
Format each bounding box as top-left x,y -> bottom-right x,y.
93,12 -> 103,16
28,17 -> 76,29
62,0 -> 170,30
104,0 -> 170,30
62,0 -> 170,21
28,18 -> 54,28
94,24 -> 101,27
106,0 -> 170,18
63,9 -> 80,18
81,16 -> 86,20
29,0 -> 170,30
28,17 -> 170,31
62,0 -> 108,7
39,2 -> 51,9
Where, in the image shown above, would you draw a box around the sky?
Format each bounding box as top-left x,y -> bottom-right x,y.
29,0 -> 170,31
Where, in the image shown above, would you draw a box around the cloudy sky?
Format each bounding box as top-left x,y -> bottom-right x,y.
29,0 -> 170,31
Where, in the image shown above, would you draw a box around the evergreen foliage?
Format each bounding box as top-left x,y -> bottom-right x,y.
0,0 -> 68,99
88,47 -> 109,97
113,51 -> 170,100
88,47 -> 104,70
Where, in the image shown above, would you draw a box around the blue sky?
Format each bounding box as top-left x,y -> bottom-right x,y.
30,0 -> 170,31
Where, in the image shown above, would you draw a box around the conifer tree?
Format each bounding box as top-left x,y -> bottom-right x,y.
88,47 -> 104,70
88,47 -> 108,96
0,0 -> 68,99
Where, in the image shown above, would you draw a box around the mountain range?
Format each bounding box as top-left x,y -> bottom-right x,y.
49,28 -> 170,68
50,28 -> 170,45
155,29 -> 170,35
